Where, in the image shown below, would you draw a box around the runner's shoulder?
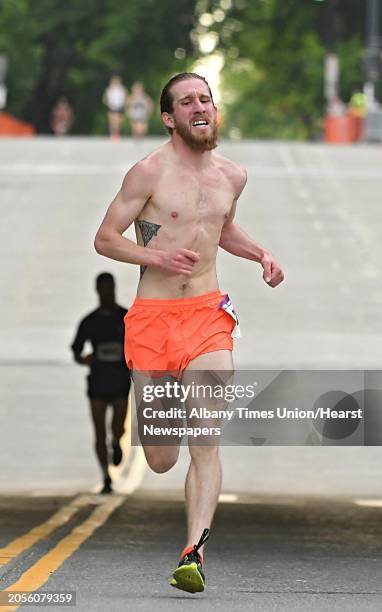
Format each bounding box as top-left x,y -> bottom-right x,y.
123,146 -> 165,187
121,154 -> 158,200
213,154 -> 247,194
78,307 -> 101,328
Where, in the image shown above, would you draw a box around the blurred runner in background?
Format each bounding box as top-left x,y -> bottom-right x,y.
127,82 -> 153,138
71,273 -> 131,494
103,76 -> 128,140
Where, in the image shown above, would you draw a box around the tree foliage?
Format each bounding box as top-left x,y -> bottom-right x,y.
0,0 -> 375,138
0,0 -> 198,133
202,0 -> 369,140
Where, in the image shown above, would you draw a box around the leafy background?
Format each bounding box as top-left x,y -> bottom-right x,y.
0,0 -> 378,138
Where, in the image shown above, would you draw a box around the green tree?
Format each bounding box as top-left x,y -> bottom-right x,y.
0,0 -> 198,133
201,0 -> 368,140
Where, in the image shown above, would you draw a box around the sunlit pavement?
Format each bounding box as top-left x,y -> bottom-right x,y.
1,137 -> 382,610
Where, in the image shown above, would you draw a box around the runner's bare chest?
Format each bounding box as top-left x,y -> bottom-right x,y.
137,165 -> 235,243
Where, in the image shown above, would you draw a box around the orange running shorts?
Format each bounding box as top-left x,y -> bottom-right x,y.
124,290 -> 238,375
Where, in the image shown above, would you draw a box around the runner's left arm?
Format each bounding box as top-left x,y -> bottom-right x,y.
219,168 -> 284,288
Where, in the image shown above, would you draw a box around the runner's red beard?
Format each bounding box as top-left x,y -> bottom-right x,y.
174,118 -> 218,151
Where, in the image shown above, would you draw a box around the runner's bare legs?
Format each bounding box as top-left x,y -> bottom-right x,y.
182,349 -> 234,553
89,399 -> 109,468
110,396 -> 129,442
133,371 -> 182,472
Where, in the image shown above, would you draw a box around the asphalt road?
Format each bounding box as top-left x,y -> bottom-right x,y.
1,137 -> 382,368
1,137 -> 382,495
1,137 -> 382,610
0,493 -> 382,611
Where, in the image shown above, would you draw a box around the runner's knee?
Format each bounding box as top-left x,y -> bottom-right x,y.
189,445 -> 219,463
145,450 -> 179,474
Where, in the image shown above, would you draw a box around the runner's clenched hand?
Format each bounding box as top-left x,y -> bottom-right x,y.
157,248 -> 200,275
261,252 -> 284,288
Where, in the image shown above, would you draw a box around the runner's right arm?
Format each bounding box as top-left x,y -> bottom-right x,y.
94,160 -> 199,274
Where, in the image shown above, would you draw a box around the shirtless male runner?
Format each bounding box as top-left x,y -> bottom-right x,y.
94,72 -> 284,593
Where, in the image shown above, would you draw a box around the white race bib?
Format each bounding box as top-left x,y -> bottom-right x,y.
96,342 -> 123,362
219,295 -> 241,339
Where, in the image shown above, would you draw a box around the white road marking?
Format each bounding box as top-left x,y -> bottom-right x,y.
218,493 -> 238,503
353,499 -> 382,508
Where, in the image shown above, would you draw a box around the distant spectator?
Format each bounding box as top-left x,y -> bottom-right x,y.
50,97 -> 73,135
127,82 -> 153,138
349,89 -> 367,118
327,95 -> 346,118
348,89 -> 367,141
103,76 -> 128,140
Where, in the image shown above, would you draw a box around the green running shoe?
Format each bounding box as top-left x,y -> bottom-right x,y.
171,528 -> 210,594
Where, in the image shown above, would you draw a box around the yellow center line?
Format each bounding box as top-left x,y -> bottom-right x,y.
1,495 -> 125,612
0,397 -> 134,566
0,435 -> 147,611
0,391 -> 147,611
0,496 -> 92,567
